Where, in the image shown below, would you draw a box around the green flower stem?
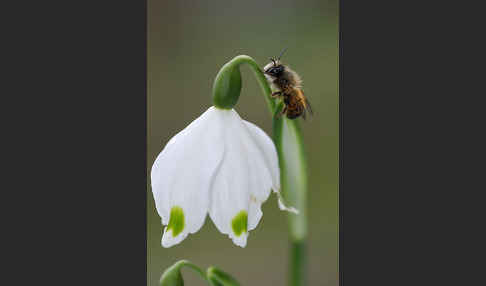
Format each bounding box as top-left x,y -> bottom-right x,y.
290,241 -> 307,286
213,55 -> 308,286
273,115 -> 308,242
274,115 -> 308,286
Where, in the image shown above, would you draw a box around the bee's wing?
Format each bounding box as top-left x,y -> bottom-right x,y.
304,96 -> 313,116
300,90 -> 313,118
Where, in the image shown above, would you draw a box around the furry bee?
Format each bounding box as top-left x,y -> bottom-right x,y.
263,49 -> 312,120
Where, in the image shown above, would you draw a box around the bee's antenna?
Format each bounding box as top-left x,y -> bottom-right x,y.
277,47 -> 288,61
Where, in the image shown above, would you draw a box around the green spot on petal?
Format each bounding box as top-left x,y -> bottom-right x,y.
231,210 -> 247,237
167,206 -> 185,237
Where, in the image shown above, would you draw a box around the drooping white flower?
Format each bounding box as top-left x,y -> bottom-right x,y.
151,106 -> 297,248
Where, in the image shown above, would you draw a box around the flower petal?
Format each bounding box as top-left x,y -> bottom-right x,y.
207,111 -> 249,247
242,120 -> 280,191
243,120 -> 299,214
209,110 -> 275,246
151,107 -> 224,247
240,121 -> 277,230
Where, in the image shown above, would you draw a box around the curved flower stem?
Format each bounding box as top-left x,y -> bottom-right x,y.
225,55 -> 277,114
213,55 -> 277,114
213,55 -> 308,286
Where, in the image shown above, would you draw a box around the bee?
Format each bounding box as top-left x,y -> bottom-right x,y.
263,49 -> 313,120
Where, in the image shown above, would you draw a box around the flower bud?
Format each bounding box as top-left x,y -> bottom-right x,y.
159,261 -> 185,286
206,267 -> 241,286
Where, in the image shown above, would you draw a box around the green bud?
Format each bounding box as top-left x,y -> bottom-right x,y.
160,262 -> 185,286
207,267 -> 241,286
212,61 -> 242,109
160,260 -> 208,286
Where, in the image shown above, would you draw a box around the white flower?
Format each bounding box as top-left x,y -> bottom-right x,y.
151,106 -> 297,248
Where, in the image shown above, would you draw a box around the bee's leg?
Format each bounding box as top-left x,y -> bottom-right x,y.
271,91 -> 282,98
276,106 -> 287,118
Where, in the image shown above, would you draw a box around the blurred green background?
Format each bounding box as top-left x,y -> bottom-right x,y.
147,0 -> 338,285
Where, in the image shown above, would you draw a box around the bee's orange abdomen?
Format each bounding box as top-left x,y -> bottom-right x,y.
283,90 -> 305,119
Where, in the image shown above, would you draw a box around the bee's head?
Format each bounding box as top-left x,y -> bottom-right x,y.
264,59 -> 284,78
264,48 -> 288,79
